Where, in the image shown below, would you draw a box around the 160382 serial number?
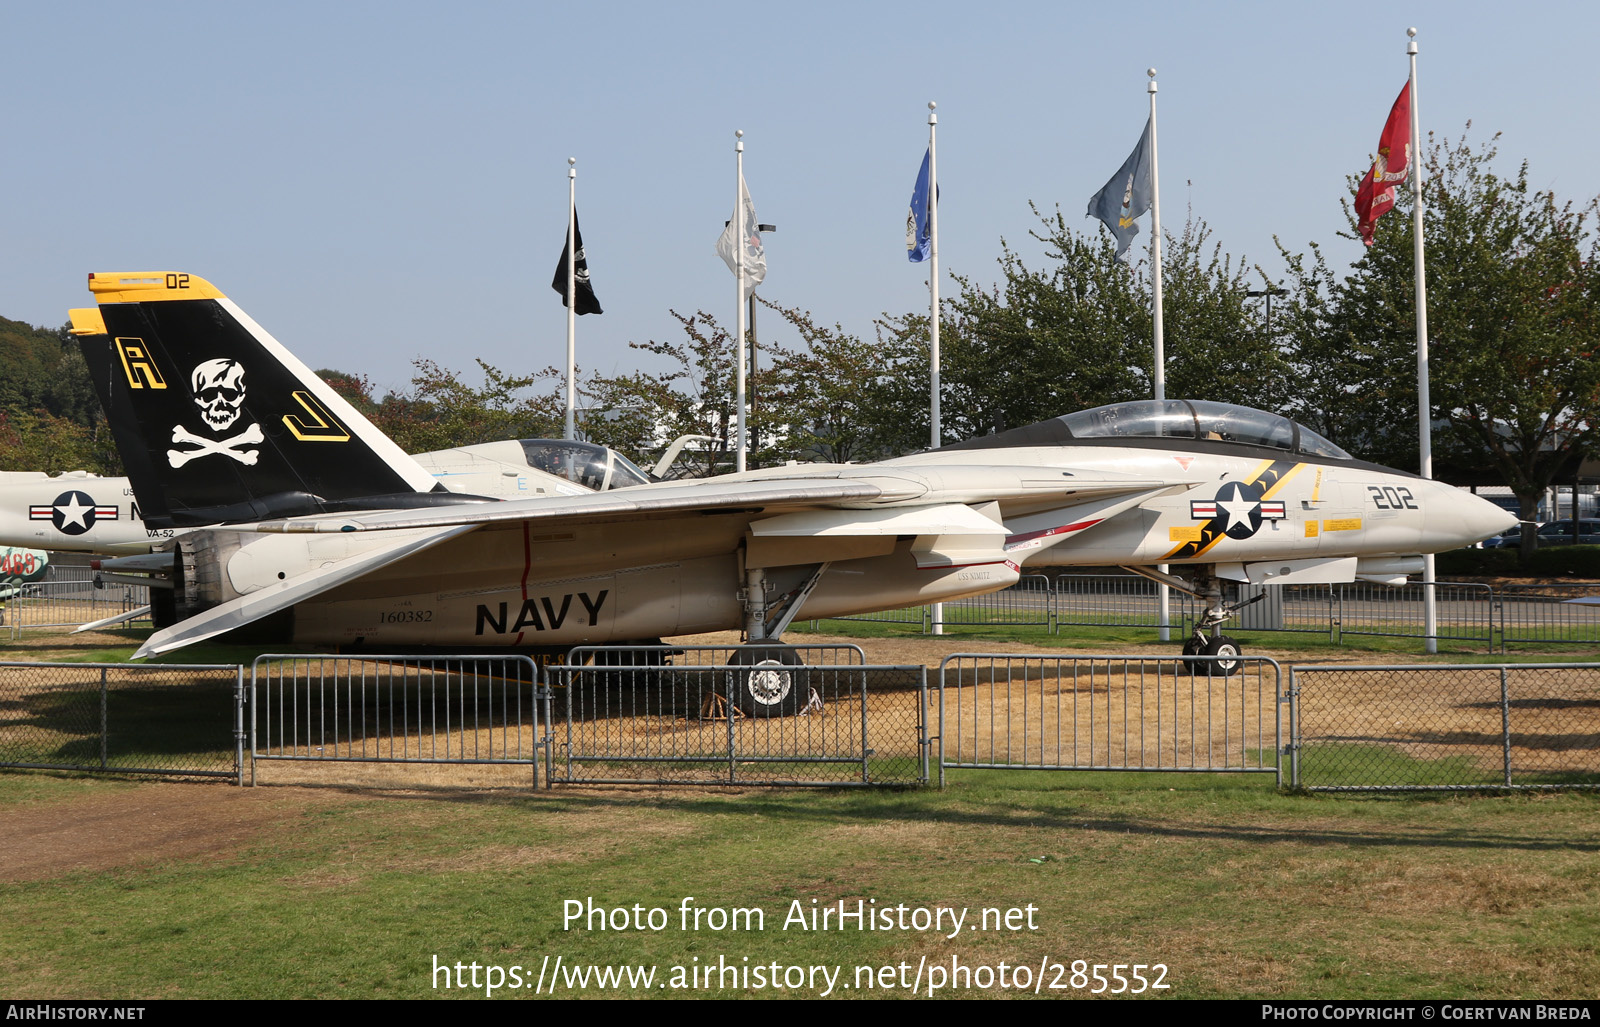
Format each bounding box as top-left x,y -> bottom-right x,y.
377,610 -> 434,624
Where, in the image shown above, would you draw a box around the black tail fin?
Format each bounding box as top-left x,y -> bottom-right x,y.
70,272 -> 447,528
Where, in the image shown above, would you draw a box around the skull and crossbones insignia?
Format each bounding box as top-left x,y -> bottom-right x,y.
167,359 -> 263,468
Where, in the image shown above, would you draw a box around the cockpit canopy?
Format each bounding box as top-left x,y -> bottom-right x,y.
1059,400 -> 1352,459
517,440 -> 653,491
942,399 -> 1355,460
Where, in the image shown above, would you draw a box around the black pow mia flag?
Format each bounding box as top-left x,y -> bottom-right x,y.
552,209 -> 603,315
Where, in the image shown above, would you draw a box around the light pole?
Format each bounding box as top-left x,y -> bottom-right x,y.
1246,286 -> 1286,341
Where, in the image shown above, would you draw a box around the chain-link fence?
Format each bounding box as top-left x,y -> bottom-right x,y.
1289,663 -> 1600,790
0,662 -> 242,780
547,654 -> 927,787
937,654 -> 1282,785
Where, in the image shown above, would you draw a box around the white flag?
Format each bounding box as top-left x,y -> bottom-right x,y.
715,174 -> 767,287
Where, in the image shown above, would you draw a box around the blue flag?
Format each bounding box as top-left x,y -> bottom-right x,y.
906,148 -> 933,263
1087,118 -> 1154,262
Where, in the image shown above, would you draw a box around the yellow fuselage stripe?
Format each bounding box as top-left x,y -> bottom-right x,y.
1161,459 -> 1303,562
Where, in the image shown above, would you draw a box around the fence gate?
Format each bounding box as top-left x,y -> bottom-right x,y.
0,662 -> 243,781
1289,663 -> 1600,791
249,654 -> 543,784
551,645 -> 925,786
938,653 -> 1283,785
4,576 -> 152,640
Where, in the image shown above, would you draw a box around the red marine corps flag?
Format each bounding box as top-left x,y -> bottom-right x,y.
1355,82 -> 1412,246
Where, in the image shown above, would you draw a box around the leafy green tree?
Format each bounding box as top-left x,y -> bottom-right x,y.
1160,216 -> 1292,411
1278,128 -> 1600,559
367,359 -> 564,454
930,204 -> 1281,444
0,409 -> 107,474
585,310 -> 786,477
937,204 -> 1148,440
758,300 -> 928,463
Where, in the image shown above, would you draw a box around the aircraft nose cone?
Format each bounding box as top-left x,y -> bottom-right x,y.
1438,487 -> 1519,547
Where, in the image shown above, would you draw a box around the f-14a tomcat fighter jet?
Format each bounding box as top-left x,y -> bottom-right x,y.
69,272 -> 1513,709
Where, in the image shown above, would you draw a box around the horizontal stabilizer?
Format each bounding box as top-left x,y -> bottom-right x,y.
73,606 -> 153,633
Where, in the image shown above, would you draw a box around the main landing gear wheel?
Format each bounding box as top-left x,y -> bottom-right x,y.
727,644 -> 807,717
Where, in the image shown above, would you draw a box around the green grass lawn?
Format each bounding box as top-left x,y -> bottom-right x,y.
3,625 -> 1598,1000
0,771 -> 1596,1000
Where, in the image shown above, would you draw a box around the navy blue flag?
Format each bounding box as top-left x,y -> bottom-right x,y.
1087,118 -> 1154,262
553,209 -> 602,315
906,148 -> 934,263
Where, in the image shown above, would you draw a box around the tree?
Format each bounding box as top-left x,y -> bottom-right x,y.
0,409 -> 106,474
931,204 -> 1282,444
1279,128 -> 1600,559
759,300 -> 928,463
938,203 -> 1149,440
367,359 -> 564,454
585,310 -> 780,477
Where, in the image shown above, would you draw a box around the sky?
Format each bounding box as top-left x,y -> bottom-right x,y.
2,1 -> 1595,401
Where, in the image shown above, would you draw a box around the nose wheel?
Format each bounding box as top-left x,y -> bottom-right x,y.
1183,629 -> 1242,677
1121,564 -> 1254,677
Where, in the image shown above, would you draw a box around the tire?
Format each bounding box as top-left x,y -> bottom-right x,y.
1201,635 -> 1243,677
727,644 -> 807,718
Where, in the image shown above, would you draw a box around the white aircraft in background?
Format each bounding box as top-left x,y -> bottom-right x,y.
69,272 -> 1513,712
0,440 -> 647,556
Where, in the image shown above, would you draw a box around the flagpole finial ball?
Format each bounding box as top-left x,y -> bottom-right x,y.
1407,26 -> 1417,37
1148,67 -> 1157,78
568,157 -> 575,166
736,129 -> 744,138
928,101 -> 936,110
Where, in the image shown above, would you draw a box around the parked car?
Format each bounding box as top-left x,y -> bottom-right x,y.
1480,526 -> 1529,549
1535,519 -> 1600,546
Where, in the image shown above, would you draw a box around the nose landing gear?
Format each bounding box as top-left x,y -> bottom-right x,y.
1123,564 -> 1262,677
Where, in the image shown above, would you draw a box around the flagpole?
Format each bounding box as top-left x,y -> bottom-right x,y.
928,101 -> 943,636
1149,69 -> 1171,642
928,101 -> 941,450
1148,70 -> 1164,402
735,130 -> 748,473
565,157 -> 577,441
1408,27 -> 1438,654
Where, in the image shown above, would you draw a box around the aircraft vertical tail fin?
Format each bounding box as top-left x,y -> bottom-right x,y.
70,272 -> 447,528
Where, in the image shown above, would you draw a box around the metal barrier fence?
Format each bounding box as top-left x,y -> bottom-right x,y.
809,575 -> 1600,653
935,574 -> 1054,630
0,662 -> 242,780
937,654 -> 1282,786
1289,663 -> 1600,791
3,576 -> 152,639
249,655 -> 542,783
1498,584 -> 1600,651
1052,574 -> 1192,631
1335,581 -> 1495,645
548,655 -> 927,787
566,642 -> 865,668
